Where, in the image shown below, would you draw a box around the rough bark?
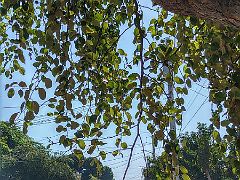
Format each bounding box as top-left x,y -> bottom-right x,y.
153,0 -> 240,29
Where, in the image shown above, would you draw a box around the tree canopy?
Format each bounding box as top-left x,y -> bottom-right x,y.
1,0 -> 240,178
0,121 -> 114,180
0,121 -> 77,180
143,124 -> 238,179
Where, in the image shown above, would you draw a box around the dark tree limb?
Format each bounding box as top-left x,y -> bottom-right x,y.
153,0 -> 240,28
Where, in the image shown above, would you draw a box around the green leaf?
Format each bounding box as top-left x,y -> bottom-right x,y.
70,121 -> 79,130
8,88 -> 15,98
182,174 -> 191,180
212,130 -> 221,142
125,112 -> 132,121
182,87 -> 188,95
121,142 -> 128,149
180,166 -> 188,174
87,146 -> 96,154
102,22 -> 108,30
155,130 -> 164,140
147,123 -> 155,134
112,150 -> 119,157
9,112 -> 19,124
99,151 -> 106,160
186,79 -> 191,88
74,149 -> 83,160
118,49 -> 126,56
221,120 -> 230,127
66,94 -> 73,110
128,73 -> 139,81
78,139 -> 86,150
181,139 -> 187,149
215,91 -> 226,102
226,127 -> 236,136
84,26 -> 95,34
89,115 -> 97,124
115,138 -> 121,147
23,122 -> 28,134
56,125 -> 64,133
174,77 -> 184,84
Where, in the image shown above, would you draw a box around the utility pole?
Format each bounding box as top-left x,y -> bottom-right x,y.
152,135 -> 156,160
163,65 -> 180,180
168,80 -> 176,132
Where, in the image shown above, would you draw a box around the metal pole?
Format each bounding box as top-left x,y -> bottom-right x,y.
168,82 -> 176,132
164,65 -> 179,180
152,135 -> 156,160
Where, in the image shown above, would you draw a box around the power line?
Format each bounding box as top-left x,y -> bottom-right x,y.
186,80 -> 207,110
18,104 -> 95,122
189,88 -> 208,98
128,175 -> 142,180
102,151 -> 151,163
109,153 -> 150,168
181,96 -> 208,132
0,106 -> 20,109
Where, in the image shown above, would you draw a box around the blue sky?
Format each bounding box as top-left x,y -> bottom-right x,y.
0,0 -> 214,179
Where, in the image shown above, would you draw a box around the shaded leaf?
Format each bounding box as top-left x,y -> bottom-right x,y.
38,88 -> 46,100
9,112 -> 19,124
8,88 -> 15,98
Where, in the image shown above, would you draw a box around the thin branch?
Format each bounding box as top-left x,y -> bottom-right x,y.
122,129 -> 140,180
123,0 -> 144,179
139,5 -> 159,12
139,134 -> 147,163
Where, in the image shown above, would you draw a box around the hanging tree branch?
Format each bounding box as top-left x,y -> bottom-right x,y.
122,0 -> 145,179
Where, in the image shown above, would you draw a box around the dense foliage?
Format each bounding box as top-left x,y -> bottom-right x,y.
0,121 -> 77,180
0,121 -> 114,180
143,124 -> 238,180
68,155 -> 114,180
1,0 -> 240,178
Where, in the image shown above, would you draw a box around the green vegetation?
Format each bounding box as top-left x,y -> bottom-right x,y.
1,0 -> 240,178
0,121 -> 113,180
143,124 -> 238,179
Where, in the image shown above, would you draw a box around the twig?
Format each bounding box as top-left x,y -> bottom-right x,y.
139,5 -> 159,12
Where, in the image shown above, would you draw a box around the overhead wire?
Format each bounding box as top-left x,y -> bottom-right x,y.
186,80 -> 207,110
2,82 -> 211,179
189,88 -> 208,98
181,96 -> 208,133
16,104 -> 96,126
0,106 -> 20,109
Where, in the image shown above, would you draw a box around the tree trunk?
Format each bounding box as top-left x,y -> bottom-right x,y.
153,0 -> 240,28
205,169 -> 212,180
